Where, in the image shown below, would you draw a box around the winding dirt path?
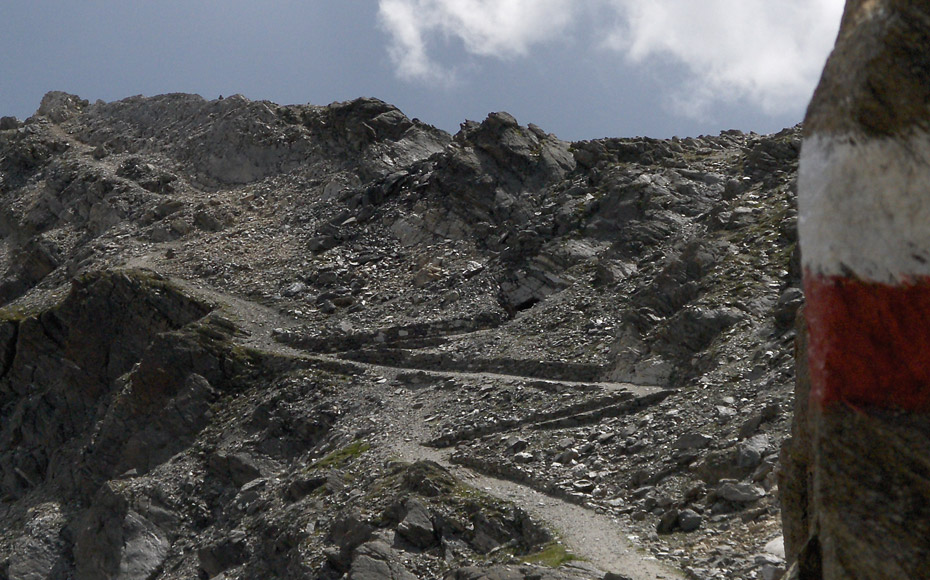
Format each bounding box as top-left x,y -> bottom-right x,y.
364,358 -> 686,579
139,275 -> 687,579
390,440 -> 685,580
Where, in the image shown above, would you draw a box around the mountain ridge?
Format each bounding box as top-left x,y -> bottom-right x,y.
0,91 -> 800,580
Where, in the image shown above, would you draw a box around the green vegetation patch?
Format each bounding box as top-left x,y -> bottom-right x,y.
521,542 -> 582,568
311,439 -> 371,469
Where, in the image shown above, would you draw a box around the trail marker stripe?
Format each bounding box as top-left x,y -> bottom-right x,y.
800,135 -> 930,411
799,135 -> 930,283
805,273 -> 930,410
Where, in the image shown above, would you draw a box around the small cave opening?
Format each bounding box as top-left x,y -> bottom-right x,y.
514,297 -> 541,311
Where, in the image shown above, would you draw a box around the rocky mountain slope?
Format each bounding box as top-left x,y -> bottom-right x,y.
0,92 -> 801,580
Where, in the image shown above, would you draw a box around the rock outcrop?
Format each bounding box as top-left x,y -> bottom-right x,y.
0,91 -> 802,579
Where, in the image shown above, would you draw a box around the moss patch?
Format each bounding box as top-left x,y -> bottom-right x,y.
311,440 -> 370,469
521,542 -> 581,568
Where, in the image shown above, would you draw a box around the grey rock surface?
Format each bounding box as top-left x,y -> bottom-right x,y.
0,116 -> 20,131
350,541 -> 418,580
397,499 -> 437,548
0,91 -> 802,579
678,509 -> 703,533
718,482 -> 766,503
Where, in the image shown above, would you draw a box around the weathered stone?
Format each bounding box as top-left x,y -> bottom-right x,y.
349,541 -> 417,580
74,486 -> 169,580
116,511 -> 170,580
504,436 -> 529,453
286,474 -> 328,501
283,281 -> 307,297
603,573 -> 634,580
208,452 -> 263,487
0,116 -> 20,131
656,508 -> 680,534
7,502 -> 66,580
678,509 -> 703,532
193,210 -> 224,232
773,287 -> 804,328
764,536 -> 786,560
329,512 -> 375,556
672,432 -> 713,450
397,499 -> 436,548
660,306 -> 744,354
514,452 -> 535,463
572,479 -> 596,493
309,235 -> 339,252
760,563 -> 787,580
736,435 -> 771,469
738,414 -> 764,439
719,482 -> 765,503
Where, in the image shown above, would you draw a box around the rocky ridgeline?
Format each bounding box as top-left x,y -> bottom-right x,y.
0,91 -> 800,580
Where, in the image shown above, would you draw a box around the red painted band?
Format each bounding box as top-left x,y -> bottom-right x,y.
805,271 -> 930,411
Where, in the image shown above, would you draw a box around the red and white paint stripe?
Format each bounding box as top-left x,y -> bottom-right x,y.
799,134 -> 930,411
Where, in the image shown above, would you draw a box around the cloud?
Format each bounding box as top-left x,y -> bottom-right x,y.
603,0 -> 845,117
377,0 -> 577,83
377,0 -> 845,118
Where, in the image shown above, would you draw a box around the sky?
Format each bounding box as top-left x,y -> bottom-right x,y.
0,1 -> 845,141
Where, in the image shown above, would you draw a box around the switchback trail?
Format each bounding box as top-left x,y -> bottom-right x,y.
145,274 -> 687,578
391,439 -> 685,580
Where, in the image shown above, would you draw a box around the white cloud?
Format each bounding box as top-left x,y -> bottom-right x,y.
377,0 -> 845,117
603,0 -> 845,117
378,0 -> 447,83
377,0 -> 577,83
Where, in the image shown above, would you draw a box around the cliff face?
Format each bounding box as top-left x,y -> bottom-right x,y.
0,92 -> 800,580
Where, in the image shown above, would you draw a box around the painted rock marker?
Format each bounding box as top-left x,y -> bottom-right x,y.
793,0 -> 930,577
800,0 -> 930,412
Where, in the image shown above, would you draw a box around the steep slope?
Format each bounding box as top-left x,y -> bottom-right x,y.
0,92 -> 800,580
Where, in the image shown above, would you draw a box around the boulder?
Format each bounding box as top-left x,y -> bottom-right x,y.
656,509 -> 680,534
736,435 -> 772,469
207,451 -> 263,487
672,432 -> 713,450
678,509 -> 703,532
718,482 -> 765,503
0,116 -> 20,130
116,512 -> 171,580
349,541 -> 417,580
773,287 -> 804,328
397,499 -> 437,548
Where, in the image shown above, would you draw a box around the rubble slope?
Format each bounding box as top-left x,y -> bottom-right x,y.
0,92 -> 801,580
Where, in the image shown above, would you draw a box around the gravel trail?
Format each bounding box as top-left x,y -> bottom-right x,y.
142,277 -> 687,579
392,440 -> 685,580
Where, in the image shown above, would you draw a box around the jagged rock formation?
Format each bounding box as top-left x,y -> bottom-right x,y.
0,92 -> 801,580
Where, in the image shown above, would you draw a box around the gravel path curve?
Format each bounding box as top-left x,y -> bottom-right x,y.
392,441 -> 685,580
143,275 -> 687,580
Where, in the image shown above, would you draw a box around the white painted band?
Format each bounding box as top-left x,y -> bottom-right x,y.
799,134 -> 930,283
